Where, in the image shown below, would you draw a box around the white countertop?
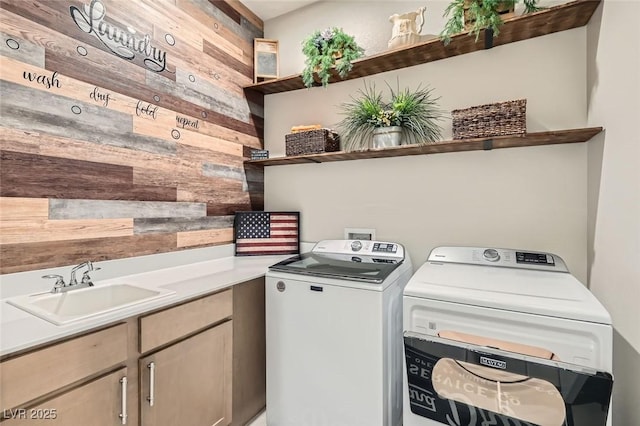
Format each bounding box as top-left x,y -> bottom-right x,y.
0,254 -> 292,357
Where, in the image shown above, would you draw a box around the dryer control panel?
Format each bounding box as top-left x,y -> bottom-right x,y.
427,246 -> 569,272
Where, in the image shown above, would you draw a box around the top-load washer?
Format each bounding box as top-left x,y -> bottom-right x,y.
265,239 -> 413,426
403,246 -> 614,426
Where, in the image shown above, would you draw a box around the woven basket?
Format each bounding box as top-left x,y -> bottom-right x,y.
285,129 -> 340,156
452,99 -> 526,140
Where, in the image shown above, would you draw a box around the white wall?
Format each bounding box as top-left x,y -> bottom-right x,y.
260,1 -> 639,422
587,1 -> 640,422
262,2 -> 589,282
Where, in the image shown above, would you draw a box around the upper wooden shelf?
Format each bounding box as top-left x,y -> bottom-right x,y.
243,0 -> 601,95
245,127 -> 603,166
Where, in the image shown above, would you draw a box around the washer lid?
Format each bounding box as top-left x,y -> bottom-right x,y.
404,261 -> 611,324
269,251 -> 404,284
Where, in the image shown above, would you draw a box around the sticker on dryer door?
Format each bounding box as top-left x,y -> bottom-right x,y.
404,335 -> 613,426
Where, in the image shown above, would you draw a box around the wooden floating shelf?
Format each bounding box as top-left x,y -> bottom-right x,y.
246,128 -> 603,166
243,0 -> 601,95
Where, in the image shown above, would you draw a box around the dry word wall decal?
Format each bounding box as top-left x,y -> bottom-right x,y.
70,0 -> 169,73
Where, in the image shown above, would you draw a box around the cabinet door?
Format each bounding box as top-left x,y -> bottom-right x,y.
2,368 -> 128,426
140,321 -> 232,426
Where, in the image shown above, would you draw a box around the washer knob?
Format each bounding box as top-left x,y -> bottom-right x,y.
350,240 -> 362,252
483,248 -> 500,262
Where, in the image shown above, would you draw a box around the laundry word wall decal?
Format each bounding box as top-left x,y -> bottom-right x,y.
69,0 -> 169,73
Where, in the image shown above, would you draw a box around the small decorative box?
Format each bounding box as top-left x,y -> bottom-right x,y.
285,129 -> 340,156
250,149 -> 269,160
452,99 -> 526,140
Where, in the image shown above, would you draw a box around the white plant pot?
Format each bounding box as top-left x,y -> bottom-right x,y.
372,126 -> 402,148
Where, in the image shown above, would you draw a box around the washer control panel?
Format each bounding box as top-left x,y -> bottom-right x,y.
313,239 -> 404,261
428,246 -> 568,272
372,242 -> 398,253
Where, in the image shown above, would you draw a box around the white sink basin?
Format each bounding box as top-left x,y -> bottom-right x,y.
7,284 -> 175,325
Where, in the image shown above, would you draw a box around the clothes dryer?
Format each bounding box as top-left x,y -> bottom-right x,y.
403,246 -> 614,426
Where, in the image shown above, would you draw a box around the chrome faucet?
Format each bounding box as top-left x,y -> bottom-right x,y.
70,261 -> 94,286
43,261 -> 101,293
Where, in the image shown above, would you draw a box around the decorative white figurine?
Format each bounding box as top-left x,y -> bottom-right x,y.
388,6 -> 426,49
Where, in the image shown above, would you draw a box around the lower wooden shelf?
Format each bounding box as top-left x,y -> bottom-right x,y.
246,127 -> 603,166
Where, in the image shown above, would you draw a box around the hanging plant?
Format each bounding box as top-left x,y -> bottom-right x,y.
301,27 -> 365,88
441,0 -> 543,45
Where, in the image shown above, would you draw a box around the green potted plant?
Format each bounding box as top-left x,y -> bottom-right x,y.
301,27 -> 365,88
338,81 -> 445,151
441,0 -> 542,45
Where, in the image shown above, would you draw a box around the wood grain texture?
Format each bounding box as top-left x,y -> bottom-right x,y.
44,46 -> 260,138
0,80 -> 177,156
0,197 -> 48,221
0,0 -> 264,273
231,277 -> 266,426
176,227 -> 234,247
139,321 -> 232,426
2,0 -> 177,80
0,234 -> 179,274
176,0 -> 254,65
0,218 -> 133,244
248,128 -> 604,166
0,323 -> 127,411
1,367 -> 128,426
134,216 -> 233,234
0,150 -> 176,202
244,0 -> 601,95
203,38 -> 253,79
215,0 -> 263,31
49,199 -> 207,220
139,290 -> 233,353
0,30 -> 43,67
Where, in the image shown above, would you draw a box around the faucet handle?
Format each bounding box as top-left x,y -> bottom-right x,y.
81,267 -> 101,286
42,274 -> 66,293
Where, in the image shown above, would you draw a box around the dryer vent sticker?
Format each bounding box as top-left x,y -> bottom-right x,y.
404,336 -> 614,426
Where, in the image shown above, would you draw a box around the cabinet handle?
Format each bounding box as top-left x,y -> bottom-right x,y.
147,362 -> 156,407
119,377 -> 128,425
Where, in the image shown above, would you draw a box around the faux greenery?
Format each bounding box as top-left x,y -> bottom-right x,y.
441,0 -> 542,45
301,27 -> 364,88
338,80 -> 445,151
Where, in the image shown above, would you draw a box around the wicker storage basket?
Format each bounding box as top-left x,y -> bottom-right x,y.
452,99 -> 526,140
285,129 -> 340,156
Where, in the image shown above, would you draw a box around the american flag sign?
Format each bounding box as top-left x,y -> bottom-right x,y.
234,211 -> 300,256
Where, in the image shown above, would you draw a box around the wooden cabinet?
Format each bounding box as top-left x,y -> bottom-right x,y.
0,324 -> 128,423
2,368 -> 128,426
138,290 -> 234,426
231,278 -> 266,426
139,290 -> 232,354
1,281 -> 266,426
139,322 -> 232,426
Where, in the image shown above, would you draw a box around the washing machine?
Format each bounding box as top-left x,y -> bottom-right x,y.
265,239 -> 413,426
403,246 -> 614,426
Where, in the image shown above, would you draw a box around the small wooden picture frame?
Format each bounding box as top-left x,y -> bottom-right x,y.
254,38 -> 279,84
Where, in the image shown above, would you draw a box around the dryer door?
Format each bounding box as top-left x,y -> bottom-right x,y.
404,332 -> 613,426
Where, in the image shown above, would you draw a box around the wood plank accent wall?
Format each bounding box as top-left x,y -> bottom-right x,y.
0,0 -> 264,274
